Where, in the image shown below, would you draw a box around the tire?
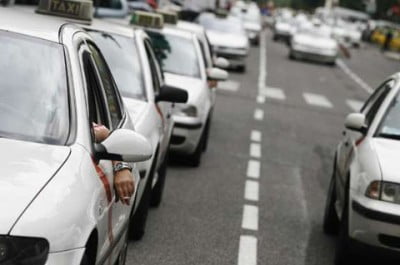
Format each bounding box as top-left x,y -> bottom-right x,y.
323,164 -> 340,235
334,183 -> 354,265
289,51 -> 295,60
237,65 -> 246,73
187,130 -> 205,167
202,117 -> 211,152
273,34 -> 278,41
150,152 -> 169,207
129,162 -> 155,240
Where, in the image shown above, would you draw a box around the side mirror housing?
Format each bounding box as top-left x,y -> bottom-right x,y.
207,67 -> 229,81
214,57 -> 230,69
345,113 -> 367,134
95,129 -> 152,162
156,85 -> 188,103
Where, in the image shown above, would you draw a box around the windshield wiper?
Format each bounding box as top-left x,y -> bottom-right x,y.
377,132 -> 400,140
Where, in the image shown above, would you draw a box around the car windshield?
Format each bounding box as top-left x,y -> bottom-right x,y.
0,31 -> 69,145
377,93 -> 400,140
199,16 -> 245,35
147,31 -> 201,78
89,31 -> 146,100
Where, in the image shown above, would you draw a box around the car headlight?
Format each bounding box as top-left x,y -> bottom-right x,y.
174,104 -> 198,117
0,236 -> 49,265
366,181 -> 400,204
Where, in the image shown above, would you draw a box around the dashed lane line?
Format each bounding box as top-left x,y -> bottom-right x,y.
303,93 -> 333,108
257,95 -> 266,104
245,180 -> 260,202
247,160 -> 260,179
238,236 -> 257,265
259,87 -> 286,100
250,143 -> 261,158
218,80 -> 240,92
254,109 -> 264,121
242,205 -> 259,231
250,130 -> 262,142
346,99 -> 364,112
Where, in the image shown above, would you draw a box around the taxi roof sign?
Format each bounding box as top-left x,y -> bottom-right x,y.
157,10 -> 178,25
36,0 -> 93,22
130,11 -> 164,29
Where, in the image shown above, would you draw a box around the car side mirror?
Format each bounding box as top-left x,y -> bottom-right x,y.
95,129 -> 152,162
156,85 -> 188,103
214,57 -> 230,69
345,113 -> 367,134
207,67 -> 229,81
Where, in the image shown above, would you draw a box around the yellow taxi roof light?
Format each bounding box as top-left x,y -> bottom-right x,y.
130,11 -> 164,29
36,0 -> 93,22
157,9 -> 178,25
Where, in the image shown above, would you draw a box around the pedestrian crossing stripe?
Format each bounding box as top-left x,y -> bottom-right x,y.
303,93 -> 333,108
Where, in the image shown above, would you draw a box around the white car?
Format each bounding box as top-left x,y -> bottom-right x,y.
230,1 -> 262,45
323,74 -> 400,263
0,5 -> 152,265
332,20 -> 362,48
144,21 -> 222,166
83,20 -> 187,240
290,24 -> 338,65
198,12 -> 249,72
272,16 -> 294,43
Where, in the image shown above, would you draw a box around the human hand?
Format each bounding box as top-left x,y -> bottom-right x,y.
114,169 -> 135,205
93,123 -> 110,143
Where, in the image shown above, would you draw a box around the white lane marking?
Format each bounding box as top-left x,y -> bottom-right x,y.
337,59 -> 373,94
250,130 -> 262,142
250,143 -> 261,158
260,87 -> 286,100
257,95 -> 266,104
346,99 -> 364,112
238,235 -> 257,265
254,109 -> 264,121
242,205 -> 259,231
247,160 -> 260,179
245,180 -> 259,202
303,93 -> 333,108
218,80 -> 240,92
258,30 -> 267,93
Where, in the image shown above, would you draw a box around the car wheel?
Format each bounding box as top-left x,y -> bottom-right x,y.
202,117 -> 212,152
328,60 -> 336,66
117,231 -> 129,265
334,184 -> 354,265
323,163 -> 340,235
273,34 -> 278,41
187,129 -> 205,167
289,51 -> 295,60
150,151 -> 169,207
129,162 -> 155,240
237,65 -> 246,73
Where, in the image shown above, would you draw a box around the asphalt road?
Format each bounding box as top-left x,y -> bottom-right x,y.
126,30 -> 399,265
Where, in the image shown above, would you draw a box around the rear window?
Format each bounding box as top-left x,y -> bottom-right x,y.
0,31 -> 70,145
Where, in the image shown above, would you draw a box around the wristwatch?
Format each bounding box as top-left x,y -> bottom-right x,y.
113,162 -> 133,173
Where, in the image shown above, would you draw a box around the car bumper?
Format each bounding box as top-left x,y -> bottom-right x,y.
349,196 -> 400,252
170,116 -> 203,154
45,248 -> 85,265
291,49 -> 337,63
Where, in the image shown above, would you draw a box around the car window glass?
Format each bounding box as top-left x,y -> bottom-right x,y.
88,31 -> 146,101
365,83 -> 392,126
88,43 -> 123,129
144,40 -> 161,94
0,31 -> 69,145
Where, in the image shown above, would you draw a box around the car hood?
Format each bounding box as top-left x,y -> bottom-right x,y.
0,138 -> 70,234
164,73 -> 205,105
206,30 -> 249,48
293,34 -> 337,49
244,22 -> 262,32
372,138 -> 400,183
123,97 -> 148,123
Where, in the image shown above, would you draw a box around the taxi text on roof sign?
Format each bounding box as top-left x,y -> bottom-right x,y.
157,10 -> 178,25
36,0 -> 93,22
130,11 -> 164,29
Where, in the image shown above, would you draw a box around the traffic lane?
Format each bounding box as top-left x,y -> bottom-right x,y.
257,32 -> 359,265
265,30 -> 369,109
126,53 -> 258,264
343,43 -> 400,89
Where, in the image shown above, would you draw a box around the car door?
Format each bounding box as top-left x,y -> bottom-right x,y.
336,80 -> 393,202
144,39 -> 173,163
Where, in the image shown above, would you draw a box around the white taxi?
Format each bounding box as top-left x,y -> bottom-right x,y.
129,11 -> 225,166
0,2 -> 152,265
323,74 -> 400,263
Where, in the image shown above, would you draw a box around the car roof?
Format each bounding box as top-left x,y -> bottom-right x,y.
177,21 -> 205,35
0,7 -> 67,43
86,18 -> 135,38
